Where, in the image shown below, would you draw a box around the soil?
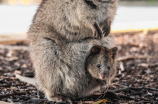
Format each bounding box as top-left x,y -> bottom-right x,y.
0,31 -> 158,104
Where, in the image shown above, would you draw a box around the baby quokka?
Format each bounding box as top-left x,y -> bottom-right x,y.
86,45 -> 117,92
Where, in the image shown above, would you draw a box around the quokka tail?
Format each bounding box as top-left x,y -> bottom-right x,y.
15,74 -> 36,86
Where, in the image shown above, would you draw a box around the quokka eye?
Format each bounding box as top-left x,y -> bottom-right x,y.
97,64 -> 101,68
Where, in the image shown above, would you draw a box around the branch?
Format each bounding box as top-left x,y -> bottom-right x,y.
0,45 -> 28,50
117,55 -> 150,61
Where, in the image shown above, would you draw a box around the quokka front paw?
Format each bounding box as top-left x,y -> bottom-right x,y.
94,22 -> 103,39
102,19 -> 111,36
102,26 -> 110,37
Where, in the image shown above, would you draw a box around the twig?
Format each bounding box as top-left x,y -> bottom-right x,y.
120,61 -> 124,71
0,45 -> 28,50
71,91 -> 119,103
0,92 -> 26,99
114,87 -> 158,93
0,84 -> 12,87
117,55 -> 150,61
0,101 -> 13,104
118,94 -> 134,100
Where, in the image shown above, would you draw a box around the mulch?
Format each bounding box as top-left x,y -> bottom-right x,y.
0,30 -> 158,104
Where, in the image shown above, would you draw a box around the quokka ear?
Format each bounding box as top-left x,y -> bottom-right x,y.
91,46 -> 102,54
111,47 -> 118,60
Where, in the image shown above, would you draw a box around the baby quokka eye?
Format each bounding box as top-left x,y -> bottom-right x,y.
107,66 -> 111,70
97,64 -> 101,68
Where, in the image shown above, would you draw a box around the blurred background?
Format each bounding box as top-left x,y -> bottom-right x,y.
0,0 -> 158,35
0,1 -> 158,104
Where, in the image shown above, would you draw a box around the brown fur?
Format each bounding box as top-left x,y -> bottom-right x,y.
86,46 -> 117,92
27,0 -> 118,102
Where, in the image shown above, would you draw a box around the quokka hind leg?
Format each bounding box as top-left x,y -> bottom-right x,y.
45,90 -> 64,102
45,90 -> 73,103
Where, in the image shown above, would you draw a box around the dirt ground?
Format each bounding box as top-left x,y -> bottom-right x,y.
0,31 -> 158,104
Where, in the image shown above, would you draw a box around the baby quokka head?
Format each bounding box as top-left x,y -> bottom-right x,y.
87,45 -> 118,81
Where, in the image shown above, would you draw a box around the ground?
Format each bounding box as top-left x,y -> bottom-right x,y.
0,31 -> 158,104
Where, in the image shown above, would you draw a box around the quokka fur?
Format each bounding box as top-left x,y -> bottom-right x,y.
27,0 -> 118,101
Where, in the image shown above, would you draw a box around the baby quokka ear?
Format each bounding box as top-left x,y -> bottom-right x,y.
91,46 -> 102,54
110,47 -> 118,60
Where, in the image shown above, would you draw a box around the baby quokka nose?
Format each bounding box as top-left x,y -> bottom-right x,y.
100,72 -> 107,79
